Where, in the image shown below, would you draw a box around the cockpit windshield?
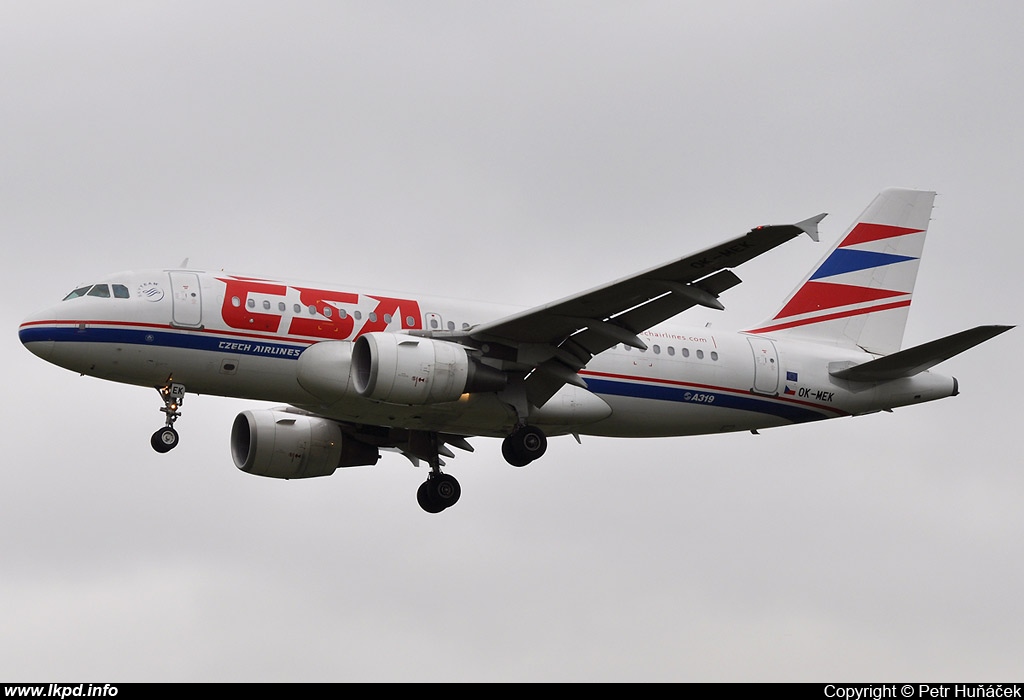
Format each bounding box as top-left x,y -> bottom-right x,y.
62,284 -> 130,301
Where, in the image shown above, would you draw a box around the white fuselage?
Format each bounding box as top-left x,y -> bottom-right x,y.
19,269 -> 958,441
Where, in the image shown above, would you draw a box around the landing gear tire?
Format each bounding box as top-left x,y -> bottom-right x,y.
501,439 -> 532,467
502,425 -> 547,467
417,473 -> 461,513
151,427 -> 179,453
152,381 -> 185,454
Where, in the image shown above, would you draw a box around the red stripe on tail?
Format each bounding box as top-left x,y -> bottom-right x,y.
774,282 -> 909,319
840,223 -> 922,247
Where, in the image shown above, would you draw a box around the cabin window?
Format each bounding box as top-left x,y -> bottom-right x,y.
278,302 -> 286,312
324,306 -> 332,318
696,349 -> 704,360
247,299 -> 255,309
667,346 -> 675,356
231,296 -> 241,307
710,351 -> 719,361
407,316 -> 415,326
384,313 -> 393,324
339,309 -> 347,319
653,345 -> 661,354
112,285 -> 130,299
368,312 -> 378,322
262,300 -> 271,310
681,348 -> 690,358
87,284 -> 110,298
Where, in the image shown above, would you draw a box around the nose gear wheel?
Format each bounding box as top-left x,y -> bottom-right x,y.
151,381 -> 185,453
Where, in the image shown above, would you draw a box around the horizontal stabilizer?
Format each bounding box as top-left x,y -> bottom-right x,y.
830,325 -> 1013,382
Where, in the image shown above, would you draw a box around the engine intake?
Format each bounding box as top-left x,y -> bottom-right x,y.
230,409 -> 378,479
352,332 -> 506,404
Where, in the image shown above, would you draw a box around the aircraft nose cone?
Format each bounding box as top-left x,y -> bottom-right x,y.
19,319 -> 55,361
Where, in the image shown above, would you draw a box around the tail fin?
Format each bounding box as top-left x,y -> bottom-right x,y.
748,188 -> 936,355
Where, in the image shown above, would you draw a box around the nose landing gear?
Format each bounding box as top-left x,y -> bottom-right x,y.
151,381 -> 185,453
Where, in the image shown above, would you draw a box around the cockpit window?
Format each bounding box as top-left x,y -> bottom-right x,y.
63,286 -> 93,301
62,283 -> 131,301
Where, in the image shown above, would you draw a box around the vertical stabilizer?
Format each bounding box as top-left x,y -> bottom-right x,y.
748,188 -> 936,355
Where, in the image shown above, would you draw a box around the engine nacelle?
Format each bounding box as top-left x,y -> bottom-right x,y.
296,340 -> 354,401
352,332 -> 506,404
230,409 -> 379,479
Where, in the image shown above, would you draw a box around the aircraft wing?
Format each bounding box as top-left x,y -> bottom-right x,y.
467,213 -> 826,406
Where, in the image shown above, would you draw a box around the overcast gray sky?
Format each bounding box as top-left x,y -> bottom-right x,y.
3,1 -> 1022,682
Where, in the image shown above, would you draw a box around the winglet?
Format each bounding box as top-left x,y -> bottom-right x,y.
795,213 -> 827,242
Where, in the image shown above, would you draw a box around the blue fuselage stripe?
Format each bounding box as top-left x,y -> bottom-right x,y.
582,377 -> 832,424
19,324 -> 307,359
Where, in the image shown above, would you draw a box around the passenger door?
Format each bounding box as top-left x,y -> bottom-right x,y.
748,336 -> 779,395
169,272 -> 203,328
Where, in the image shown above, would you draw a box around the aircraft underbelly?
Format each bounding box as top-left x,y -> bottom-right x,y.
48,340 -> 171,386
582,394 -> 793,437
295,393 -> 519,437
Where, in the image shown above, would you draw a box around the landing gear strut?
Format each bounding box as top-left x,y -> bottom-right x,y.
415,432 -> 462,513
501,425 -> 547,467
151,381 -> 185,453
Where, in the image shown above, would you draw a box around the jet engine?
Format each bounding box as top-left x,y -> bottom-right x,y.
230,409 -> 379,479
352,332 -> 506,404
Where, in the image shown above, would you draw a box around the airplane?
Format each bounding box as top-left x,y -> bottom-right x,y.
18,189 -> 1012,513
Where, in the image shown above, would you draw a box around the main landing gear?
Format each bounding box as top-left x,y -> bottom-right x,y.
417,472 -> 462,514
415,425 -> 549,514
416,432 -> 462,514
151,381 -> 185,453
501,425 -> 547,467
